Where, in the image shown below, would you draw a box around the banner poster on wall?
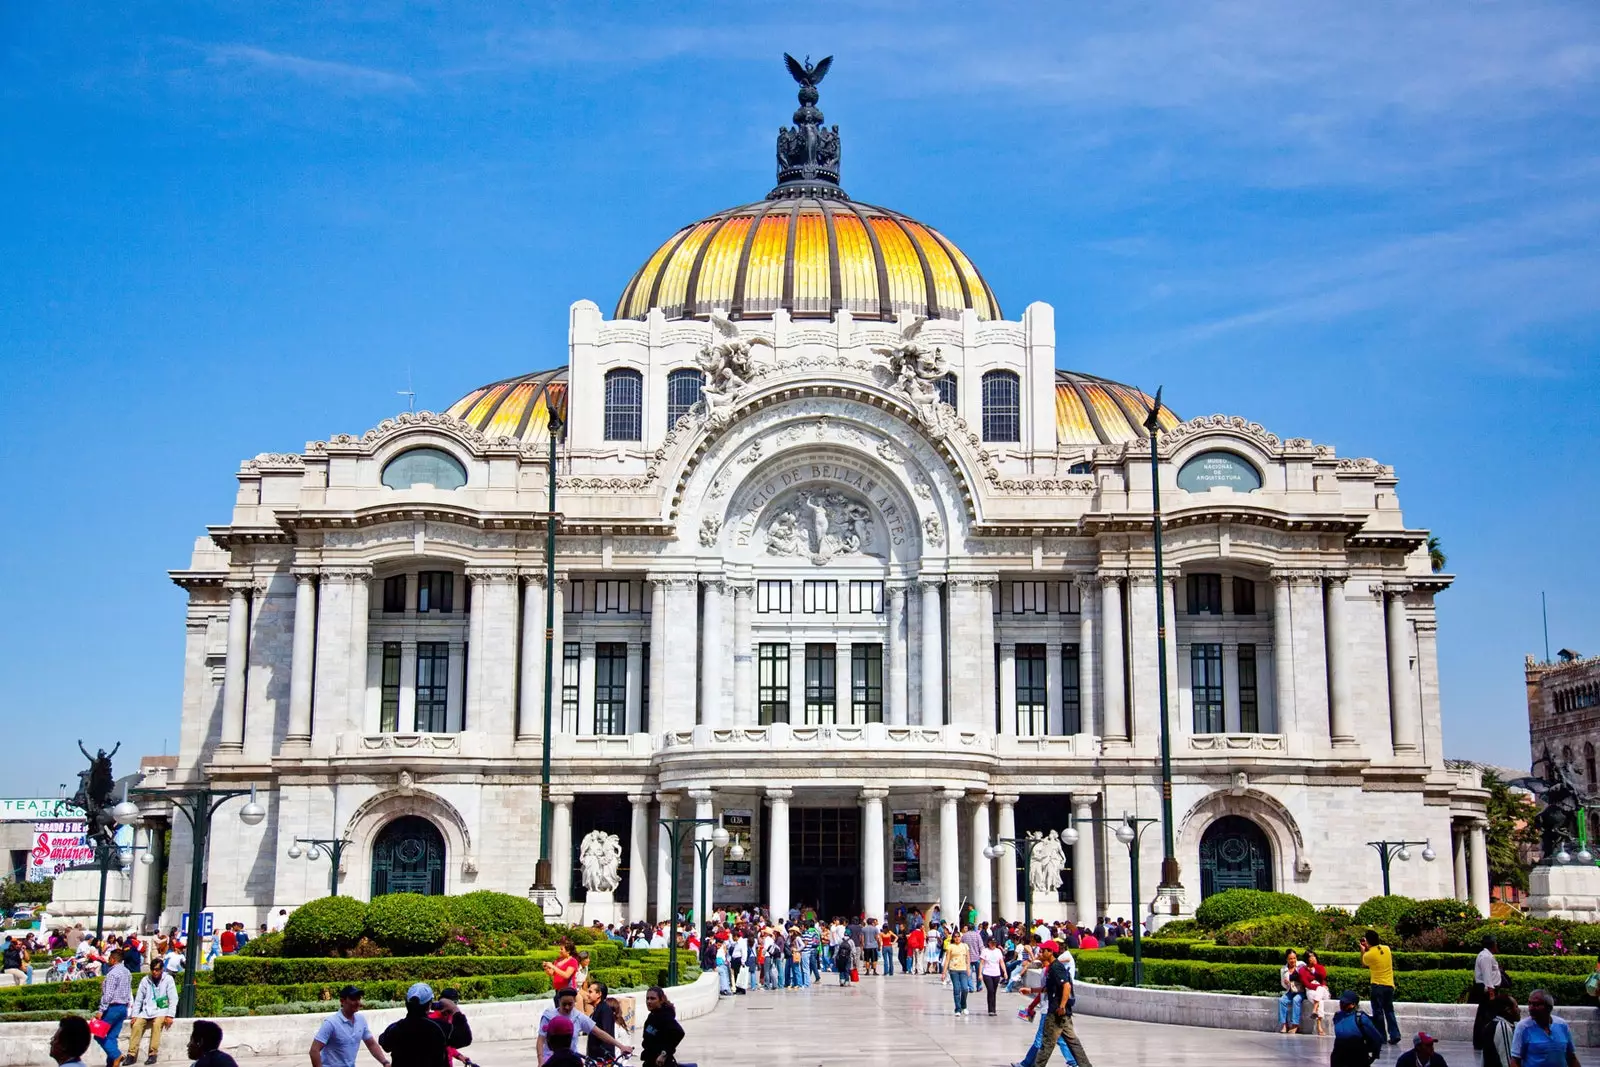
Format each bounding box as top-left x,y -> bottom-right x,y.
721,810 -> 753,887
28,820 -> 93,879
892,811 -> 922,884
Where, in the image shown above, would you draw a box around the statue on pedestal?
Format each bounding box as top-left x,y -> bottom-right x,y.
579,831 -> 623,894
1028,830 -> 1067,896
1510,754 -> 1595,859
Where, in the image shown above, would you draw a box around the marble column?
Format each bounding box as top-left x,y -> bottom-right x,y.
1386,586 -> 1420,754
1452,824 -> 1469,902
732,583 -> 755,726
1271,575 -> 1295,736
970,792 -> 993,923
700,581 -> 725,727
625,642 -> 644,734
345,572 -> 370,732
1073,794 -> 1099,926
659,578 -> 696,732
861,788 -> 887,921
920,580 -> 945,726
648,579 -> 666,732
628,793 -> 651,925
1468,821 -> 1492,917
1100,577 -> 1128,743
978,580 -> 998,732
517,573 -> 547,740
999,643 -> 1018,736
886,587 -> 909,726
465,573 -> 487,728
994,794 -> 1020,922
551,578 -> 568,730
1324,576 -> 1354,746
219,580 -> 252,752
551,792 -> 574,909
690,789 -> 715,925
767,788 -> 792,920
1078,589 -> 1097,738
285,570 -> 317,747
939,788 -> 962,920
655,793 -> 678,922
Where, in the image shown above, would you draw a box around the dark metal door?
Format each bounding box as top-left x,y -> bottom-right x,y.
371,816 -> 446,896
789,807 -> 861,919
1199,815 -> 1273,898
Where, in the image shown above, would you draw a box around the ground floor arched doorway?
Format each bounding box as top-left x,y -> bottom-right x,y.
1198,815 -> 1273,898
371,815 -> 446,896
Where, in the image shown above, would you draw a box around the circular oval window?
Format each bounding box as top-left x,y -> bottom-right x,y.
381,447 -> 467,490
1177,450 -> 1262,493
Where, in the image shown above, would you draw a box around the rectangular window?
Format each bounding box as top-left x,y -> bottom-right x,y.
1015,644 -> 1047,735
560,642 -> 580,733
595,580 -> 631,614
804,644 -> 837,724
1055,581 -> 1082,614
1238,644 -> 1259,733
1186,574 -> 1222,615
851,644 -> 884,723
758,643 -> 790,725
382,576 -> 406,614
593,642 -> 627,735
567,580 -> 585,614
1233,577 -> 1257,615
848,580 -> 885,614
802,580 -> 838,614
380,642 -> 402,732
414,642 -> 450,732
1191,643 -> 1224,732
640,642 -> 650,733
1062,644 -> 1082,734
1011,580 -> 1047,614
417,571 -> 454,613
756,580 -> 792,614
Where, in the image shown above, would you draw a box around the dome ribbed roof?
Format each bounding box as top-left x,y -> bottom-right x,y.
444,368 -> 566,443
614,197 -> 1001,324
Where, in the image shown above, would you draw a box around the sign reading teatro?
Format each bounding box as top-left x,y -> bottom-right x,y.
0,798 -> 76,822
1177,450 -> 1262,493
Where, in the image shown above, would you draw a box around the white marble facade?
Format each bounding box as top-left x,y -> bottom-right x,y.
152,297 -> 1497,934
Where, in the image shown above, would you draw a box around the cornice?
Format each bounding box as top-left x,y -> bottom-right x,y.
208,525 -> 294,549
278,505 -> 556,534
169,570 -> 227,590
1080,506 -> 1366,537
1346,529 -> 1430,552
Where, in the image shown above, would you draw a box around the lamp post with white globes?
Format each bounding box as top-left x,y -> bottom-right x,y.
984,831 -> 1068,935
1061,811 -> 1161,986
1365,839 -> 1437,897
286,837 -> 352,897
657,816 -> 730,987
93,785 -> 157,945
126,783 -> 267,1017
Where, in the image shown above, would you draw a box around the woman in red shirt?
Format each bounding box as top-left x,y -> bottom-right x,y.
906,926 -> 926,974
1296,949 -> 1330,1035
544,941 -> 581,991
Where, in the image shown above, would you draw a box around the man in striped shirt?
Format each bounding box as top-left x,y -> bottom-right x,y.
961,924 -> 985,989
95,948 -> 131,1067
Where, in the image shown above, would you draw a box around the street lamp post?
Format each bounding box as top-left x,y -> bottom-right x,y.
1068,812 -> 1160,987
531,409 -> 566,915
87,833 -> 154,944
128,784 -> 266,1017
985,832 -> 1062,934
657,816 -> 730,987
1365,839 -> 1437,896
286,837 -> 351,897
1143,391 -> 1183,919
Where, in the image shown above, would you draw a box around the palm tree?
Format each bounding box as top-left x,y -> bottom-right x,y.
1427,535 -> 1447,574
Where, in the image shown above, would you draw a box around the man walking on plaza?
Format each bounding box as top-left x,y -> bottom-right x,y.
1510,989 -> 1580,1067
310,986 -> 391,1067
95,947 -> 131,1067
1360,930 -> 1401,1045
1033,944 -> 1093,1067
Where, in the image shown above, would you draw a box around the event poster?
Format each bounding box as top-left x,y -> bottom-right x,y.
721,810 -> 752,887
892,811 -> 921,884
28,820 -> 93,879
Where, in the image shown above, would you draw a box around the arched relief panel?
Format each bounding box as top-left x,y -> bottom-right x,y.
1178,787 -> 1311,885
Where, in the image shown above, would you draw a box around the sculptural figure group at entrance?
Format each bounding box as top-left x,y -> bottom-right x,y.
1027,830 -> 1068,895
764,489 -> 876,565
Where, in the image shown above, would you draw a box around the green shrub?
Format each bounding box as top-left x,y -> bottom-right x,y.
582,941 -> 622,968
1317,906 -> 1353,928
1194,889 -> 1315,930
365,894 -> 450,955
238,930 -> 284,958
211,947 -> 667,987
557,925 -> 601,946
587,966 -> 644,990
284,896 -> 369,957
444,891 -> 547,937
1149,919 -> 1205,940
1353,895 -> 1417,929
1217,915 -> 1318,949
1398,898 -> 1483,938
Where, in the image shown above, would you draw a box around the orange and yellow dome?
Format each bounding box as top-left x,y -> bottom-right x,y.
615,196 -> 1001,324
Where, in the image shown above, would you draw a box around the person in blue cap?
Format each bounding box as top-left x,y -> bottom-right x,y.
378,982 -> 449,1067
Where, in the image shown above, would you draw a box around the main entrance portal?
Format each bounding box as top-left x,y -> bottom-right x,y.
790,807 -> 861,919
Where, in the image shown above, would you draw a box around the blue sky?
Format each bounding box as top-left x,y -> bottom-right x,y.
3,2 -> 1597,795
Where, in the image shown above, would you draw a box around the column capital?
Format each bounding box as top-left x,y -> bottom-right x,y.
225,578 -> 256,595
320,565 -> 375,584
627,792 -> 653,806
859,787 -> 889,802
992,793 -> 1020,807
655,790 -> 680,809
968,790 -> 995,805
886,584 -> 908,604
1386,582 -> 1415,597
687,787 -> 716,802
518,569 -> 547,587
1271,567 -> 1326,585
1093,572 -> 1126,588
728,581 -> 754,598
1072,791 -> 1101,809
549,789 -> 575,805
464,564 -> 520,584
765,787 -> 794,801
650,573 -> 700,591
291,566 -> 321,582
940,787 -> 965,802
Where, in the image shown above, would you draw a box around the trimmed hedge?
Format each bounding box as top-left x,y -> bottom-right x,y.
211,947 -> 666,987
1217,915 -> 1318,949
1354,895 -> 1417,929
365,894 -> 450,956
1194,889 -> 1315,930
238,930 -> 285,958
1398,899 -> 1483,938
446,891 -> 547,936
1117,939 -> 1598,975
284,896 -> 369,957
587,966 -> 645,991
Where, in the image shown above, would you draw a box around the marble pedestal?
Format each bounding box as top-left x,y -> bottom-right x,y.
1029,897 -> 1070,923
1526,862 -> 1600,921
47,868 -> 135,931
1147,883 -> 1193,932
581,890 -> 620,928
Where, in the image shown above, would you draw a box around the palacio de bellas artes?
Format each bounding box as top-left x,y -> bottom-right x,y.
148,56 -> 1490,937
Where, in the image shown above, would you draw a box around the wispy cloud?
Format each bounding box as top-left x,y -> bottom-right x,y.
200,44 -> 417,93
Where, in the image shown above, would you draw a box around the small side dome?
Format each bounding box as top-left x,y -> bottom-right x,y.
1055,370 -> 1179,446
445,368 -> 568,444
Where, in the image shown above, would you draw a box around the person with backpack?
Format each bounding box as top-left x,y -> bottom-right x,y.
1331,990 -> 1386,1067
427,987 -> 473,1066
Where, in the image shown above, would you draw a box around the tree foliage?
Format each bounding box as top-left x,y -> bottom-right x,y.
1482,770 -> 1539,892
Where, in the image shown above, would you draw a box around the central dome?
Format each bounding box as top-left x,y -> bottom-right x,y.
615,196 -> 1001,323
615,54 -> 1000,324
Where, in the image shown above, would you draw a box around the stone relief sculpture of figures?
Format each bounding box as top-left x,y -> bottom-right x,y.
578,830 -> 624,894
696,309 -> 773,426
873,316 -> 950,425
763,489 -> 878,565
1028,830 -> 1068,895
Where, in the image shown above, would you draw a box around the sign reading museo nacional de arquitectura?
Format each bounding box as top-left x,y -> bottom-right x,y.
153,57 -> 1493,932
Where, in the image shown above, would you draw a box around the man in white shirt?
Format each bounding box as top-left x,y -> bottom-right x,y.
537,988 -> 631,1065
309,986 -> 390,1067
1475,935 -> 1503,994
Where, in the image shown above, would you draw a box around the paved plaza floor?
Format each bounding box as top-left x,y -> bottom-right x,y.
234,974 -> 1479,1065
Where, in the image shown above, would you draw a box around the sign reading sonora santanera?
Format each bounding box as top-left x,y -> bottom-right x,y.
1177,450 -> 1262,493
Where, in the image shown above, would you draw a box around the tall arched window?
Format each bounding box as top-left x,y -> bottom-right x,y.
935,373 -> 957,409
1585,742 -> 1595,788
666,368 -> 704,427
604,368 -> 643,441
981,370 -> 1021,442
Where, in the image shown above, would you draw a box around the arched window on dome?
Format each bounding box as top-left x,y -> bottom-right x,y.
666,368 -> 704,427
981,370 -> 1021,443
604,368 -> 643,442
935,373 -> 957,409
381,447 -> 467,490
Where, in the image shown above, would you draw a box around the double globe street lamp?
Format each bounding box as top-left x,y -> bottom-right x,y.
1365,839 -> 1437,897
286,836 -> 353,897
984,830 -> 1069,935
657,817 -> 734,987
